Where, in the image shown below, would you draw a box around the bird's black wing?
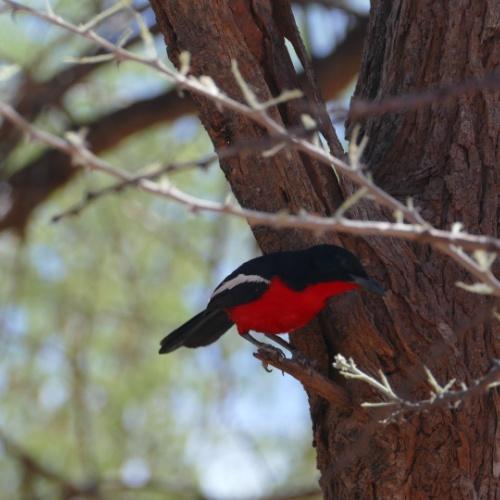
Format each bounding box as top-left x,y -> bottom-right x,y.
206,254 -> 278,310
206,248 -> 319,310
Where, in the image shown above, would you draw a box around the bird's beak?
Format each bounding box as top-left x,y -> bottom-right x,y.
352,276 -> 385,295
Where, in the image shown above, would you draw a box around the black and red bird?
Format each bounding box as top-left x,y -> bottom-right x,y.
159,244 -> 384,354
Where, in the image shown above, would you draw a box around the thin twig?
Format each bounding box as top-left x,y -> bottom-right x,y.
348,72 -> 500,120
1,0 -> 429,226
50,126 -> 316,222
2,2 -> 500,297
0,100 -> 499,296
328,73 -> 500,122
333,355 -> 500,423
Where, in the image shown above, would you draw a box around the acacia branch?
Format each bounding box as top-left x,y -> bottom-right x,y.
348,72 -> 500,120
2,2 -> 499,298
2,10 -> 362,145
0,2 -> 452,226
328,72 -> 500,122
50,127 -> 315,222
254,348 -> 352,409
0,3 -> 159,161
1,12 -> 365,233
0,100 -> 499,296
0,90 -> 195,234
333,355 -> 500,422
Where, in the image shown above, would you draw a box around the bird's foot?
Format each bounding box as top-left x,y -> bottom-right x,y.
257,344 -> 286,372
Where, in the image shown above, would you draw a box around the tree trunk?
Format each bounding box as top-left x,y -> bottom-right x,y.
149,1 -> 499,498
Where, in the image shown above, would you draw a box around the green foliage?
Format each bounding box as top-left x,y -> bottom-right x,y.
0,1 -> 330,497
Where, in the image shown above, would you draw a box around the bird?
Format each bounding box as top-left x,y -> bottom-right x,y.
159,244 -> 384,355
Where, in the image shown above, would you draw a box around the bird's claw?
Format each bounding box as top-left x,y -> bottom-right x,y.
261,344 -> 286,359
257,344 -> 286,372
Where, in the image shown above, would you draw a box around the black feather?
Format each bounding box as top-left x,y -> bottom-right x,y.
159,309 -> 233,354
207,280 -> 270,310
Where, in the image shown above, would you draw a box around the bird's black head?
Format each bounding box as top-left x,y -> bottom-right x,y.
307,244 -> 385,295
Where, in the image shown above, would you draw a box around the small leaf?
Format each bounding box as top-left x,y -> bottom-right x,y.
393,209 -> 404,223
492,308 -> 500,322
198,75 -> 218,94
348,125 -> 368,168
133,9 -> 157,59
179,51 -> 191,76
261,88 -> 302,109
334,187 -> 368,218
262,142 -> 285,158
231,59 -> 258,107
473,250 -> 496,271
300,114 -> 316,131
456,281 -> 494,295
64,54 -> 115,65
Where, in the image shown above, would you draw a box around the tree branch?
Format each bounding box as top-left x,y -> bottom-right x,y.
1,2 -> 499,299
1,99 -> 499,295
347,72 -> 500,120
0,90 -> 195,235
0,3 -> 160,161
333,355 -> 500,423
1,12 -> 365,234
254,348 -> 352,410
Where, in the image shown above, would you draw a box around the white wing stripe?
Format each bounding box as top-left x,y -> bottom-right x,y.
211,274 -> 270,297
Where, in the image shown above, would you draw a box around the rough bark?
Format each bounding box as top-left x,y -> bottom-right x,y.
148,1 -> 500,498
333,2 -> 500,497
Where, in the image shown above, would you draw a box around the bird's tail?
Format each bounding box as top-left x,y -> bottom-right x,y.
159,309 -> 234,354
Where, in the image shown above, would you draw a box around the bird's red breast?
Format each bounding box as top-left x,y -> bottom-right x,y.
226,277 -> 358,334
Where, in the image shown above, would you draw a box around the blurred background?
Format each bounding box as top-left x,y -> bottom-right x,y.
0,1 -> 369,498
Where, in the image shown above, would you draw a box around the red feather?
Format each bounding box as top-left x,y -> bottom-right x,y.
226,277 -> 358,334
